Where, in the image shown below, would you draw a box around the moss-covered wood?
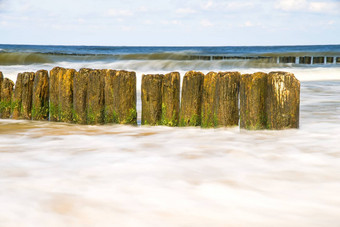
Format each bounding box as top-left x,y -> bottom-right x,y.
161,72 -> 180,126
104,69 -> 116,124
109,70 -> 137,125
240,72 -> 268,130
49,67 -> 74,123
141,74 -> 163,125
12,72 -> 35,119
266,71 -> 300,129
87,69 -> 105,125
201,72 -> 218,128
12,73 -> 24,119
73,68 -> 90,124
32,70 -> 49,120
0,72 -> 3,101
49,67 -> 61,121
0,78 -> 14,118
59,68 -> 74,123
214,72 -> 240,127
179,71 -> 204,126
21,72 -> 35,120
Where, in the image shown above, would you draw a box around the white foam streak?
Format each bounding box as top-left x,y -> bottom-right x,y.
1,81 -> 340,226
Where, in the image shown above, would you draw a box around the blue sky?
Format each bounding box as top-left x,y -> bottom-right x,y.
0,0 -> 339,46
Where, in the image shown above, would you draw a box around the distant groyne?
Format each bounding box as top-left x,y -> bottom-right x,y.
0,68 -> 300,130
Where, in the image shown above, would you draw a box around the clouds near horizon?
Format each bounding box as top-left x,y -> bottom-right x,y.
0,0 -> 339,45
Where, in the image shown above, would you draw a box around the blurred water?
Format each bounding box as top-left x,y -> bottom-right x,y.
0,80 -> 340,226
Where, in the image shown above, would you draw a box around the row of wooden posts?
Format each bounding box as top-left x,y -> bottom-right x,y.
0,68 -> 300,130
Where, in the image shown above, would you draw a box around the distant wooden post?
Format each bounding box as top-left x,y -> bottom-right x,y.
161,72 -> 180,126
49,67 -> 74,122
87,69 -> 105,125
108,70 -> 137,125
32,70 -> 49,120
214,72 -> 240,127
73,68 -> 89,124
141,74 -> 163,125
201,71 -> 219,128
240,72 -> 268,130
179,71 -> 204,126
0,78 -> 14,118
266,71 -> 300,129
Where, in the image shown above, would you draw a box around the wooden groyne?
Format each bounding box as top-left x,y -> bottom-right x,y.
0,67 -> 300,130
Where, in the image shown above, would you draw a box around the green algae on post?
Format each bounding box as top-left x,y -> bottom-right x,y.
0,78 -> 14,119
104,69 -> 116,124
161,72 -> 180,126
12,73 -> 24,119
201,71 -> 219,128
215,72 -> 240,127
49,67 -> 74,123
0,72 -> 2,101
12,72 -> 35,120
32,70 -> 49,120
141,74 -> 163,125
266,71 -> 300,129
240,72 -> 268,130
179,70 -> 204,126
87,69 -> 105,125
110,70 -> 137,125
73,68 -> 90,124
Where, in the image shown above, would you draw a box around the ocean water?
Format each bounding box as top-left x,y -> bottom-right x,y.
0,44 -> 340,226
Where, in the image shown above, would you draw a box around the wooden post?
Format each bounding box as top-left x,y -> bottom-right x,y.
49,67 -> 74,122
141,74 -> 163,125
0,78 -> 14,118
266,71 -> 300,129
73,68 -> 90,124
12,72 -> 35,119
201,71 -> 218,128
0,72 -> 2,102
87,69 -> 105,124
240,72 -> 268,130
32,70 -> 49,120
12,73 -> 24,119
179,71 -> 204,126
104,69 -> 116,124
161,72 -> 180,126
108,70 -> 137,125
214,72 -> 240,127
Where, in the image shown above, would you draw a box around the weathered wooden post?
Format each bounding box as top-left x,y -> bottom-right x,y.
141,74 -> 163,125
87,69 -> 105,125
12,72 -> 35,119
107,70 -> 137,125
49,67 -> 61,121
266,71 -> 300,129
12,73 -> 23,119
179,70 -> 204,126
201,71 -> 218,128
0,78 -> 14,118
49,67 -> 74,122
161,72 -> 180,126
21,72 -> 35,120
73,68 -> 89,124
214,72 -> 240,127
104,69 -> 116,123
32,70 -> 49,120
240,72 -> 268,130
0,72 -> 2,101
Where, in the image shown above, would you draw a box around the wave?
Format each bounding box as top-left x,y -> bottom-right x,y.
0,50 -> 339,67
